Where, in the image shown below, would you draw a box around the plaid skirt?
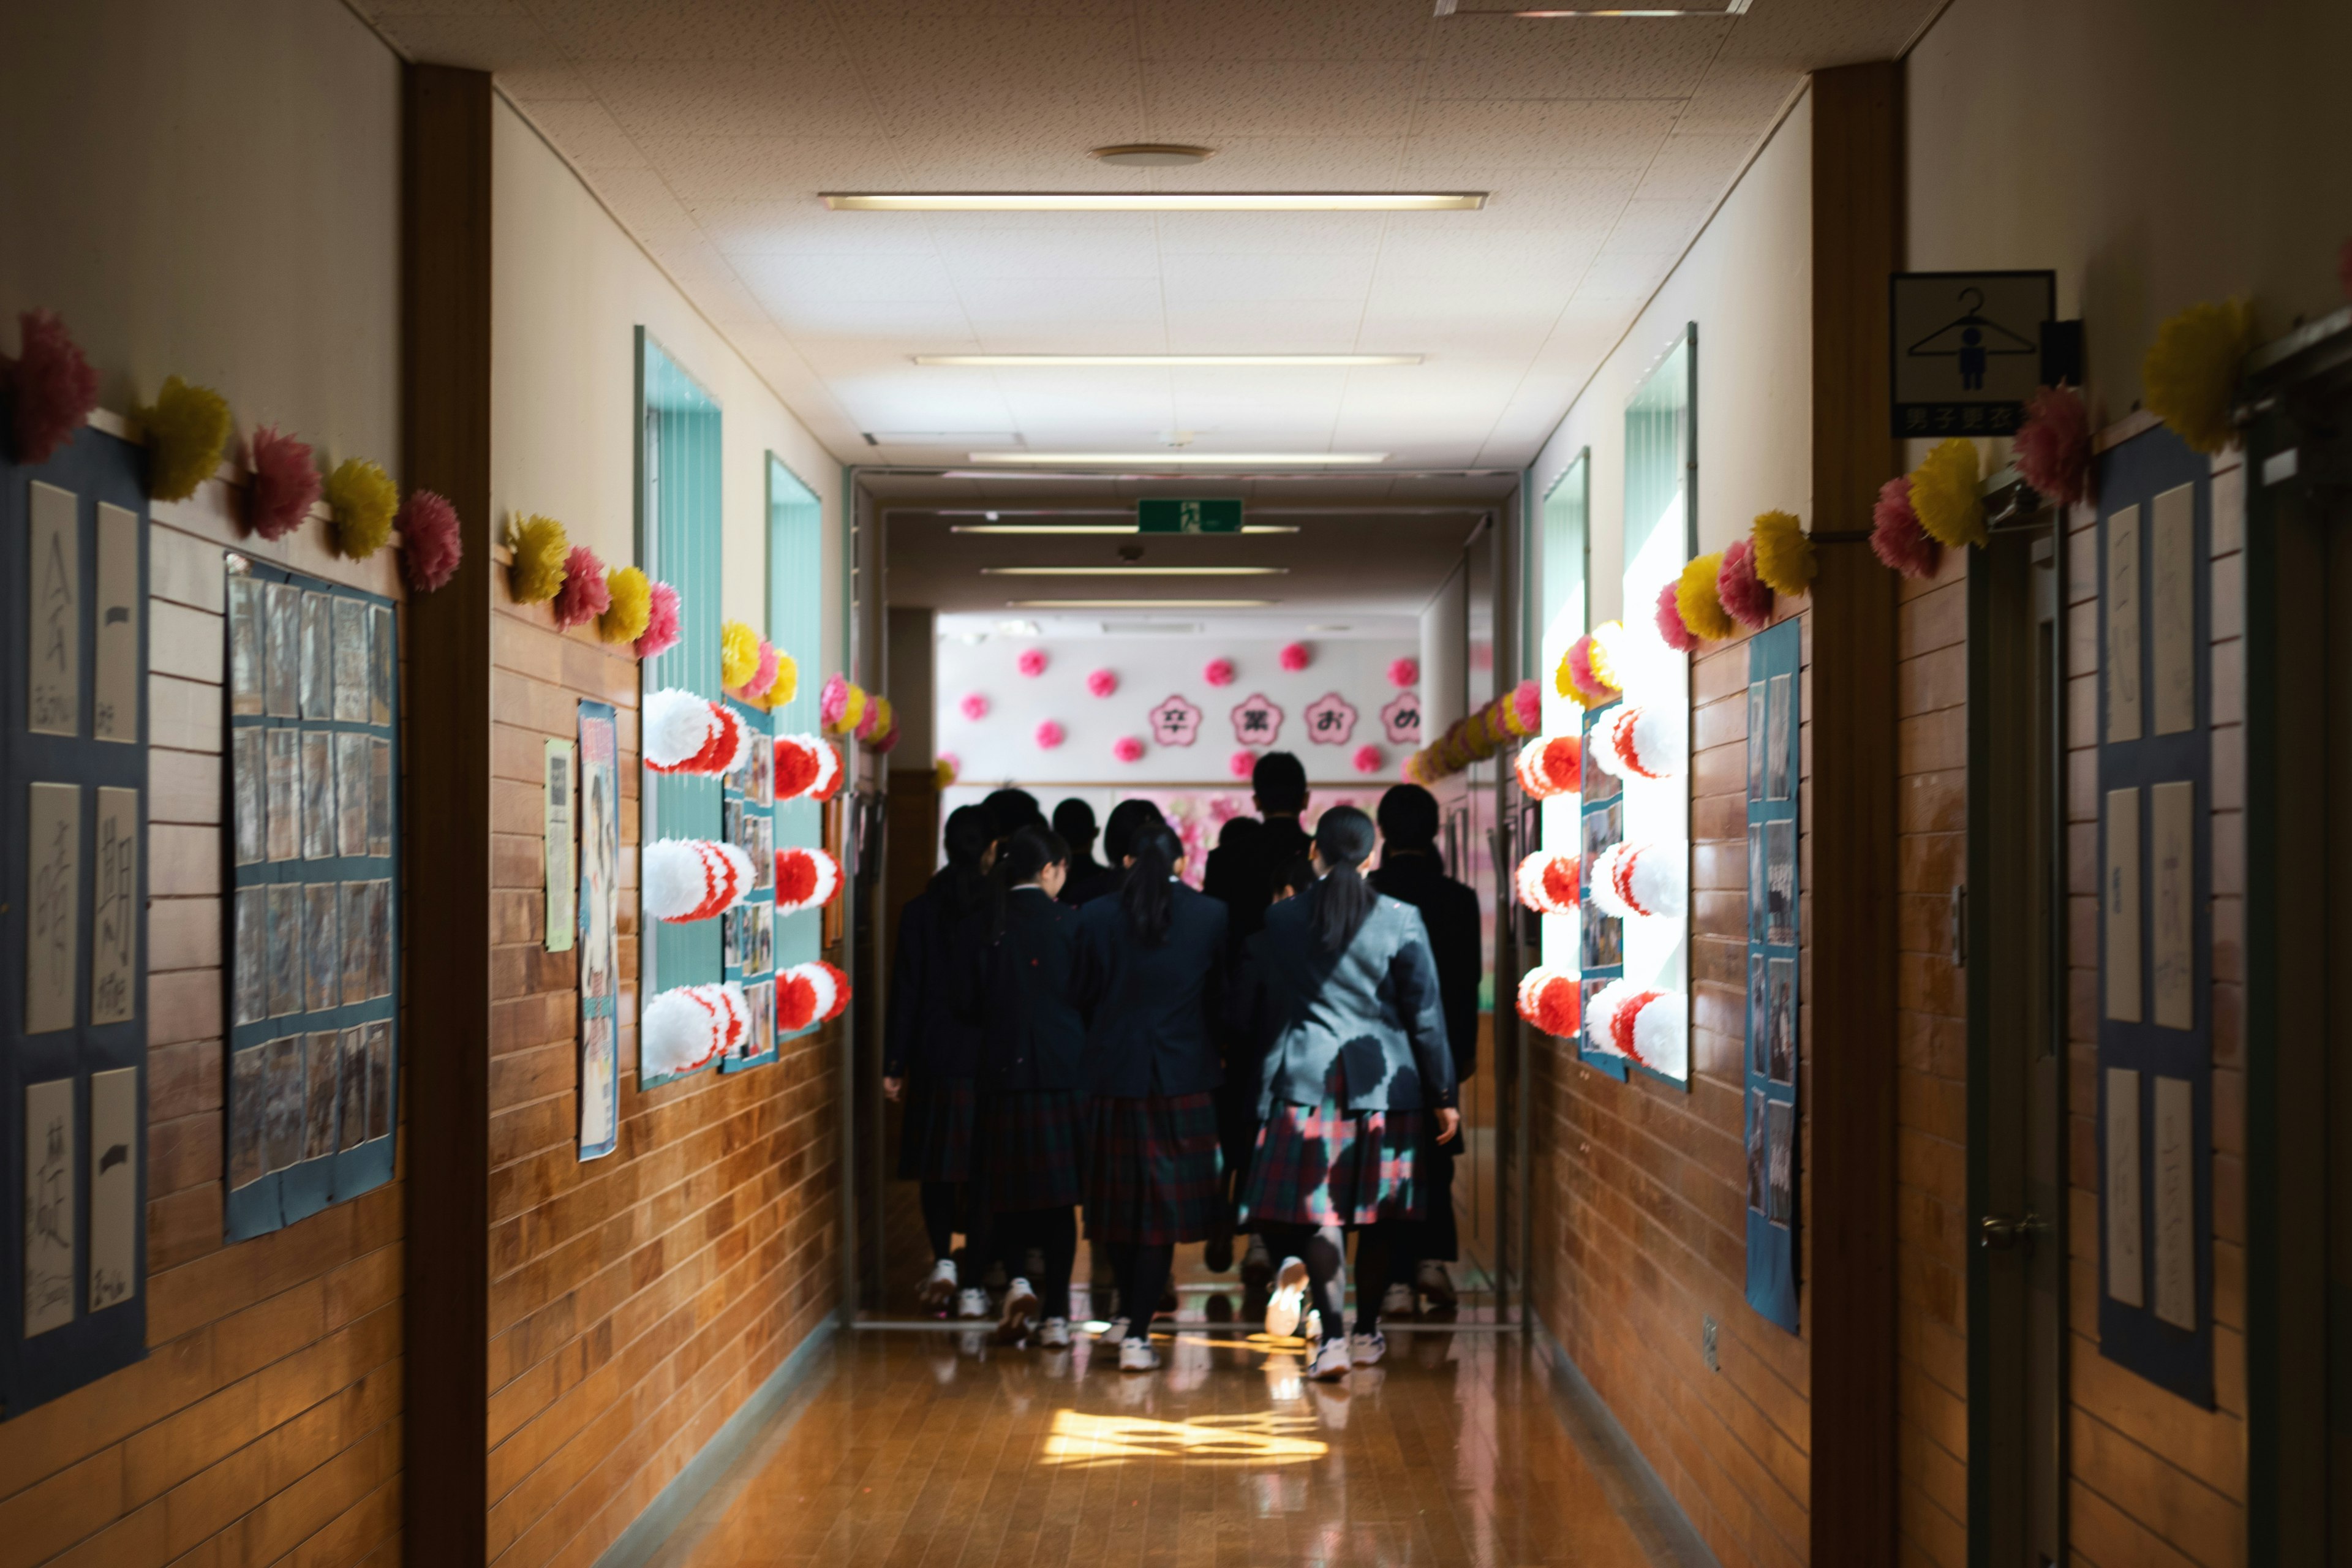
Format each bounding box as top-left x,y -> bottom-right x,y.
976,1089 -> 1088,1213
1081,1092 -> 1222,1245
896,1076 -> 976,1183
1238,1099 -> 1427,1227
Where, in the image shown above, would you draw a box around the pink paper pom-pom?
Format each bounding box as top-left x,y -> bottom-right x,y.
1086,668 -> 1118,698
2015,384 -> 2091,507
959,692 -> 989,721
1653,582 -> 1699,653
1229,748 -> 1256,780
1034,719 -> 1065,750
1203,657 -> 1236,687
6,309 -> 99,466
1870,476 -> 1942,581
1351,744 -> 1383,775
552,545 -> 611,630
246,426 -> 320,541
1716,539 -> 1773,632
1112,736 -> 1145,764
1387,657 -> 1419,688
1279,642 -> 1310,672
399,489 -> 463,593
1017,649 -> 1048,678
1510,679 -> 1542,733
742,639 -> 781,698
635,580 -> 682,660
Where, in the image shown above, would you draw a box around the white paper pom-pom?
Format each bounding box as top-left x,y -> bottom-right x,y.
1589,705 -> 1686,782
643,986 -> 723,1076
791,961 -> 838,1022
709,704 -> 750,777
774,846 -> 843,914
1515,850 -> 1580,915
1629,989 -> 1687,1075
644,838 -> 716,922
1588,840 -> 1685,921
644,688 -> 718,771
696,841 -> 754,921
1583,978 -> 1642,1057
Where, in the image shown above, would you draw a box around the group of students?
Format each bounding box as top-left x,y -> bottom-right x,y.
882,753 -> 1480,1381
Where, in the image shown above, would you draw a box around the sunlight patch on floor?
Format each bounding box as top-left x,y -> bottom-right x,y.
1040,1407 -> 1330,1468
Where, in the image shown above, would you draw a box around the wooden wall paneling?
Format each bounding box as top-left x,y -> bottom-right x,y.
1806,59 -> 1905,1568
401,61 -> 496,1567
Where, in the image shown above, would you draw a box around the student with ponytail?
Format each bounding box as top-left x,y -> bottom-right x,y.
1072,820 -> 1229,1371
1237,804 -> 1460,1381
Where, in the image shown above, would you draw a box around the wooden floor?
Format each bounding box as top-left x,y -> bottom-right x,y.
644,1329 -> 1686,1568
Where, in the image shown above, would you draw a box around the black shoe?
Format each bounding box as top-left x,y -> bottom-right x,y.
1239,1234 -> 1272,1290
1203,1229 -> 1234,1274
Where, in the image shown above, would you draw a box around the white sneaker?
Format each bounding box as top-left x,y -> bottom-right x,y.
995,1278 -> 1039,1343
1036,1317 -> 1071,1349
1349,1330 -> 1387,1366
955,1286 -> 989,1319
1381,1282 -> 1416,1319
1265,1257 -> 1309,1338
1307,1338 -> 1352,1381
1118,1337 -> 1162,1373
1303,1309 -> 1322,1342
917,1259 -> 957,1311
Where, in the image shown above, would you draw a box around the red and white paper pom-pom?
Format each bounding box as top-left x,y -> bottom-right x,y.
776,960 -> 854,1033
643,837 -> 755,923
643,689 -> 749,777
1516,967 -> 1580,1038
774,734 -> 843,802
774,846 -> 843,914
1588,841 -> 1686,922
813,960 -> 850,1020
1515,850 -> 1581,915
1589,704 -> 1686,782
1582,981 -> 1684,1070
641,982 -> 749,1076
1513,735 -> 1584,799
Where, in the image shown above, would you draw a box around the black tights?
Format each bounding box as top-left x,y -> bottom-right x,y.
919,1181 -> 963,1266
989,1207 -> 1077,1320
1261,1222 -> 1396,1342
1107,1242 -> 1175,1342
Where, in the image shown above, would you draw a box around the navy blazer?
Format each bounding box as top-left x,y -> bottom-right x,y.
883,875 -> 986,1080
1073,883 -> 1227,1099
955,887 -> 1087,1094
1245,892 -> 1457,1115
1368,851 -> 1484,1079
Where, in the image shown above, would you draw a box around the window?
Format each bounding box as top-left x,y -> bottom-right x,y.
1536,451 -> 1588,985
767,454 -> 823,987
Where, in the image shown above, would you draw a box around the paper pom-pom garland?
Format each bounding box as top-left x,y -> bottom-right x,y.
1203,657 -> 1236,688
820,673 -> 865,734
1086,668 -> 1118,698
1910,436 -> 1985,549
1517,967 -> 1580,1039
774,734 -> 842,801
774,846 -> 843,914
1716,540 -> 1773,632
720,619 -> 760,690
1749,510 -> 1817,599
247,426 -> 320,541
2143,299 -> 2251,455
1654,580 -> 1700,653
1514,735 -> 1583,799
599,565 -> 650,644
1016,648 -> 1048,678
636,580 -> 682,660
509,514 -> 570,604
643,838 -> 754,923
142,375 -> 233,501
1279,642 -> 1310,672
325,459 -> 399,560
734,639 -> 781,702
1034,719 -> 1065,750
1588,840 -> 1686,922
1515,850 -> 1581,916
1584,981 -> 1684,1069
1592,705 -> 1686,782
1388,657 -> 1419,688
401,490 -> 464,594
1504,679 -> 1542,737
1674,553 -> 1737,642
643,982 -> 749,1076
5,309 -> 99,465
552,545 -> 610,630
643,689 -> 748,776
856,695 -> 889,742
1229,748 -> 1257,780
1112,736 -> 1145,764
1871,476 -> 1940,579
2015,384 -> 2091,507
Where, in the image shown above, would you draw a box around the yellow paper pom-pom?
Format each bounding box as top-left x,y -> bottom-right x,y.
599,566 -> 651,644
761,654 -> 799,712
1910,437 -> 1985,549
142,376 -> 233,501
720,619 -> 760,690
831,683 -> 867,736
1586,619 -> 1628,690
508,514 -> 570,605
1750,510 -> 1816,598
933,756 -> 959,790
2143,299 -> 2252,455
1675,555 -> 1737,642
323,459 -> 398,559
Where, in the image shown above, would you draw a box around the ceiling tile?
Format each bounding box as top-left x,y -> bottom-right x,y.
1423,20 -> 1730,100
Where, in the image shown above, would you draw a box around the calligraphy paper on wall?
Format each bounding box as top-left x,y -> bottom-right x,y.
93,502 -> 139,743
28,483 -> 80,737
89,786 -> 138,1026
23,1079 -> 77,1336
88,1068 -> 138,1312
2103,788 -> 2142,1022
2152,1074 -> 2195,1330
25,783 -> 80,1035
2105,1067 -> 2144,1307
2148,484 -> 2195,737
2105,506 -> 2142,742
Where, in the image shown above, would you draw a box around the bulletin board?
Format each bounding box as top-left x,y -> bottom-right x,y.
1743,618 -> 1802,1333
1575,697 -> 1629,1083
575,700 -> 621,1160
0,427 -> 151,1414
2094,426 -> 2214,1407
720,695 -> 778,1071
220,559 -> 399,1242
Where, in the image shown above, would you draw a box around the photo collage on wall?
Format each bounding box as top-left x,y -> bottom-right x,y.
719,695 -> 777,1071
221,559 -> 399,1241
575,701 -> 621,1159
1742,617 -> 1801,1334
1575,698 -> 1629,1082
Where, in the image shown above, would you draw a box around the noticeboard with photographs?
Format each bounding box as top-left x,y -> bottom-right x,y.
221,557 -> 398,1241
718,695 -> 778,1071
1742,617 -> 1801,1333
1575,698 -> 1630,1082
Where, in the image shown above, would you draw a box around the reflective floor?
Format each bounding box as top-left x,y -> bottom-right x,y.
644,1330 -> 1687,1568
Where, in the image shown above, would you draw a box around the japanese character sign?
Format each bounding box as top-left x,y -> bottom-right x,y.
1303,692 -> 1358,746
1381,688 -> 1422,746
1229,693 -> 1283,747
1148,694 -> 1202,747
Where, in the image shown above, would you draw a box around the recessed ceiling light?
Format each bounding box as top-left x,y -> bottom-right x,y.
1090,144 -> 1216,167
1008,598 -> 1278,609
968,451 -> 1387,466
913,353 -> 1422,367
981,566 -> 1289,576
823,192 -> 1485,212
952,523 -> 1298,534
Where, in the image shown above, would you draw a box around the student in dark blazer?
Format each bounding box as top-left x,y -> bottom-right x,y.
883,805 -> 995,1317
1367,784 -> 1483,1316
1051,798 -> 1105,906
1237,805 -> 1460,1382
954,824 -> 1087,1349
1072,820 -> 1227,1372
1061,797 -> 1166,910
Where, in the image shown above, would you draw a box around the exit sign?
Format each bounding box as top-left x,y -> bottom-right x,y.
1137,498 -> 1242,534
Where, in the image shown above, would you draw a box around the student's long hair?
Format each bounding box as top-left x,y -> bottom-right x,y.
1119,821 -> 1185,946
1308,805 -> 1378,953
990,824 -> 1068,938
940,805 -> 995,915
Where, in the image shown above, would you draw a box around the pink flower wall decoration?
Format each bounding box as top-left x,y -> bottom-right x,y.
959,692 -> 990,720
1086,668 -> 1118,697
1387,657 -> 1419,688
1303,692 -> 1359,747
1228,749 -> 1257,780
1016,648 -> 1048,678
1352,744 -> 1384,775
1229,693 -> 1283,746
1203,657 -> 1236,687
1112,736 -> 1145,764
1033,719 -> 1065,749
1381,689 -> 1423,745
1278,641 -> 1310,672
1148,694 -> 1202,746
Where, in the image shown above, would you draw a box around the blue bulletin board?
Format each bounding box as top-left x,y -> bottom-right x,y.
1743,618 -> 1801,1333
1575,698 -> 1629,1082
719,695 -> 778,1072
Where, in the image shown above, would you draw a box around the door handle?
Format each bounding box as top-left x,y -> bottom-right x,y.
1978,1211 -> 2048,1251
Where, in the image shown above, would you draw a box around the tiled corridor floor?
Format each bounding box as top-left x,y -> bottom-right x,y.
643,1329 -> 1693,1568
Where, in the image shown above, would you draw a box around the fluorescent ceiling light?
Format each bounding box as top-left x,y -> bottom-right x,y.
969,451 -> 1387,466
1008,598 -> 1278,609
823,192 -> 1484,213
951,524 -> 1298,535
913,353 -> 1422,368
982,566 -> 1289,577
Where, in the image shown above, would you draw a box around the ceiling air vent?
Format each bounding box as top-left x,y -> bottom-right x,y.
1100,622 -> 1204,636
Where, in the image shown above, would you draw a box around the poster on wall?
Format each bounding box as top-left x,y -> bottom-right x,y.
543,739 -> 576,953
576,700 -> 621,1160
720,695 -> 779,1071
1743,617 -> 1801,1334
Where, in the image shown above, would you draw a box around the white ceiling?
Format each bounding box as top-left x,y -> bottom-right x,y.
360,0 -> 1939,472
